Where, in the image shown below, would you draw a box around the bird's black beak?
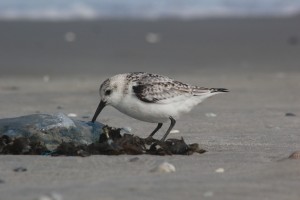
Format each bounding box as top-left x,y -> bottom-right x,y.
91,100 -> 106,123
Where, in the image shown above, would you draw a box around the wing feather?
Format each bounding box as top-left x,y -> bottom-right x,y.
131,73 -> 210,104
128,73 -> 228,104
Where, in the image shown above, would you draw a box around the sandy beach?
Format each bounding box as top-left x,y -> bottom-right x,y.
0,17 -> 300,200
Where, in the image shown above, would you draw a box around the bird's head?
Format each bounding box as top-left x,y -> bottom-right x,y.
92,75 -> 125,122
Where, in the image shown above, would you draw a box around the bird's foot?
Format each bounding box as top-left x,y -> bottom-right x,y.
144,136 -> 157,145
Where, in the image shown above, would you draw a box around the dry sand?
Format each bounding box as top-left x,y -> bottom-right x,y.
0,17 -> 300,200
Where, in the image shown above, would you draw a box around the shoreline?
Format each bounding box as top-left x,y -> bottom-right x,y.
0,16 -> 299,77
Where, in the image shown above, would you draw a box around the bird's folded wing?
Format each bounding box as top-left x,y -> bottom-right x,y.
132,81 -> 210,104
132,83 -> 181,103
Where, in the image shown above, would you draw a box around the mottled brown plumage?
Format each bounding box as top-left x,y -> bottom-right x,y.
93,72 -> 228,141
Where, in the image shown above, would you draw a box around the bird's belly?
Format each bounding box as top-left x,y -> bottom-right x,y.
112,99 -> 173,123
112,96 -> 201,123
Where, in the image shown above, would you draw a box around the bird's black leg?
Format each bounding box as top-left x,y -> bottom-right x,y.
160,117 -> 176,142
148,123 -> 163,138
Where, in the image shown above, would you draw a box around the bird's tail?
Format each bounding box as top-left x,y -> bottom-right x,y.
192,87 -> 229,96
210,88 -> 229,93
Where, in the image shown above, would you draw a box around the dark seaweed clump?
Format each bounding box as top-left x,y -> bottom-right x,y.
0,126 -> 206,156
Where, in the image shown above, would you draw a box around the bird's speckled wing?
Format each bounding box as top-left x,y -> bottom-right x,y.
130,73 -> 211,104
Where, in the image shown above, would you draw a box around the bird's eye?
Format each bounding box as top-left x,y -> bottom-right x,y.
105,89 -> 112,96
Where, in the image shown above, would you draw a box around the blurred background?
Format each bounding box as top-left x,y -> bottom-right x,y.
1,2 -> 300,200
0,0 -> 300,78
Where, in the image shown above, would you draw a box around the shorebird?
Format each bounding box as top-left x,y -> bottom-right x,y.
92,72 -> 228,141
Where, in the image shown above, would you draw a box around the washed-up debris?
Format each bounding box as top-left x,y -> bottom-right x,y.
13,167 -> 27,172
150,162 -> 176,173
215,168 -> 225,173
56,127 -> 205,156
0,113 -> 206,156
205,113 -> 217,117
0,126 -> 205,156
67,113 -> 77,117
285,113 -> 296,117
56,106 -> 63,110
170,129 -> 180,134
289,151 -> 300,159
0,113 -> 103,151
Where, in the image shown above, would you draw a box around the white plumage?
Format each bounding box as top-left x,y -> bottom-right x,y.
92,72 -> 228,141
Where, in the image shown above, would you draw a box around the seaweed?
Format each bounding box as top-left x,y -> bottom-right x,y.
0,125 -> 206,156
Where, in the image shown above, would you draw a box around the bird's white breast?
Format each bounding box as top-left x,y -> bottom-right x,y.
112,93 -> 205,123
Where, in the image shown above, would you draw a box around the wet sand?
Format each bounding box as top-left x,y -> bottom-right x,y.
0,17 -> 300,200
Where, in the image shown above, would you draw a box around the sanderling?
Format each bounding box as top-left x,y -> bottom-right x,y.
92,72 -> 228,141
